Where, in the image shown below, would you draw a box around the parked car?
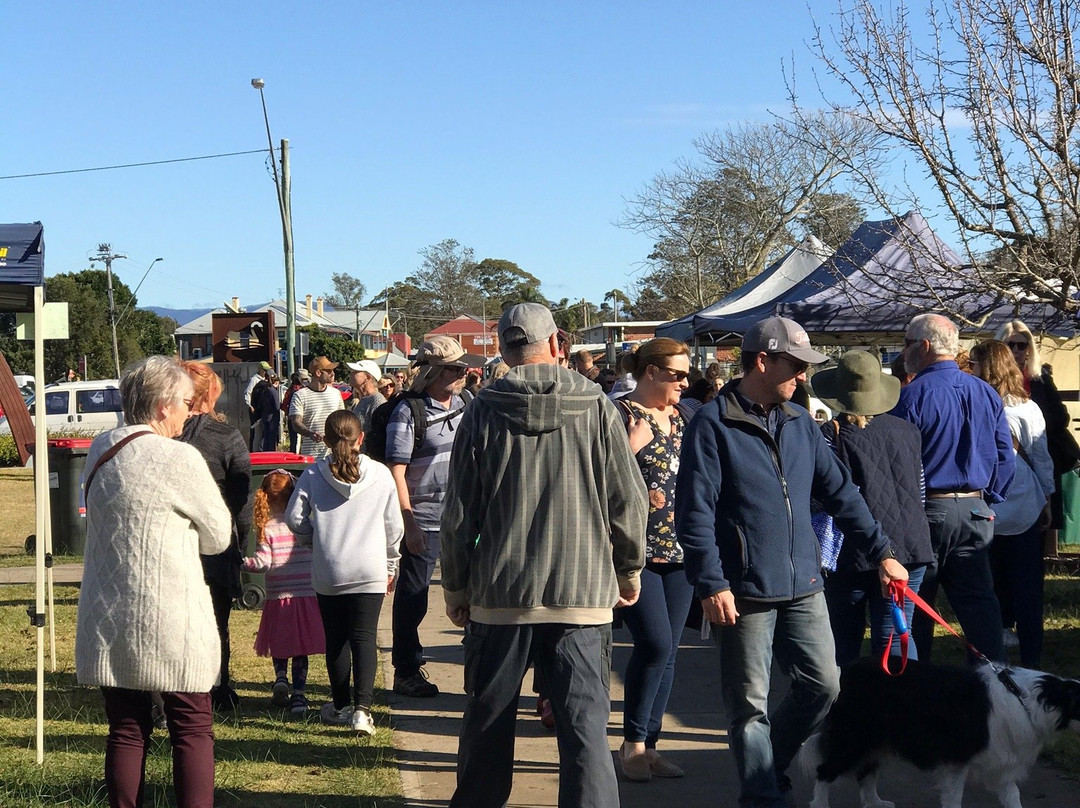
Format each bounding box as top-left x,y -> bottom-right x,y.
0,379 -> 124,437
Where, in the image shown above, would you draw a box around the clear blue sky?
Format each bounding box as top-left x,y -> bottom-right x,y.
2,1 -> 875,313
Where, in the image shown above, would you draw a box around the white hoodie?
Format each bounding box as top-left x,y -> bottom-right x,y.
286,455 -> 403,595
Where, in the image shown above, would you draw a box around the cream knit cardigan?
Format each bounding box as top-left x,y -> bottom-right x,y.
75,426 -> 233,692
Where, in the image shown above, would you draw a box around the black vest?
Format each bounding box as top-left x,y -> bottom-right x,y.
825,414 -> 934,571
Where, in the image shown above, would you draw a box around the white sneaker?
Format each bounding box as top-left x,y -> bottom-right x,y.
351,707 -> 375,736
320,702 -> 353,726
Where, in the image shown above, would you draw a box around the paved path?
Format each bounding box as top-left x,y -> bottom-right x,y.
4,563 -> 1075,806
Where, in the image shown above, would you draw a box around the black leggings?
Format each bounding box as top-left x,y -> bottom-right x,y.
317,592 -> 384,710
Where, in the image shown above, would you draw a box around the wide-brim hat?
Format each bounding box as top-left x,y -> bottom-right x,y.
409,336 -> 485,393
811,350 -> 900,416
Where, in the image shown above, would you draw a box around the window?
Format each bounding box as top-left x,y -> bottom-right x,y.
77,388 -> 122,414
45,392 -> 69,415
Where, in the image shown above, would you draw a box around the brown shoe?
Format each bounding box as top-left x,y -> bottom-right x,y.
647,750 -> 685,778
619,742 -> 652,782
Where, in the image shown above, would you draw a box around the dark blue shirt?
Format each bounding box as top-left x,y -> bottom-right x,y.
891,360 -> 1014,504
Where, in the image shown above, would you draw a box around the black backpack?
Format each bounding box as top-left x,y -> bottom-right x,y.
365,391 -> 467,463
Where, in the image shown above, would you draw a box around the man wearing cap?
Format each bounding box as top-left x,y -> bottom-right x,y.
441,303 -> 647,808
674,316 -> 908,808
288,356 -> 344,459
345,359 -> 386,435
388,335 -> 484,697
892,313 -> 1014,663
244,360 -> 274,450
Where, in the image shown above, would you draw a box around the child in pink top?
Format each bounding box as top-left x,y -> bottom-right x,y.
243,469 -> 325,716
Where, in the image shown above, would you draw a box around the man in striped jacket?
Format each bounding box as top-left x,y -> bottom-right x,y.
441,303 -> 648,808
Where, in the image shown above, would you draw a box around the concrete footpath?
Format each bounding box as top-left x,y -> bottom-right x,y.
380,567 -> 1078,808
4,564 -> 1075,806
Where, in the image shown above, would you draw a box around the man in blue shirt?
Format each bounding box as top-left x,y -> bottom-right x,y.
892,313 -> 1014,662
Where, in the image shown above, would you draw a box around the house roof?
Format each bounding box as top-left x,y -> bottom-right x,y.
425,315 -> 496,337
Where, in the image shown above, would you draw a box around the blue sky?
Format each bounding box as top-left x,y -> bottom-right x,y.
2,1 -> 879,314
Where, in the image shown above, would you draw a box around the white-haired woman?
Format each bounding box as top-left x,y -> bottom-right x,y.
75,356 -> 232,808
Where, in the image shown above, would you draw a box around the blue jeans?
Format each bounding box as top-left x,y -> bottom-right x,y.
391,528 -> 440,676
991,520 -> 1044,667
912,496 -> 1005,663
451,622 -> 617,808
718,592 -> 840,808
621,563 -> 694,746
824,564 -> 927,665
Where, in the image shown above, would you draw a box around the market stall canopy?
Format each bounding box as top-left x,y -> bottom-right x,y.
655,235 -> 833,341
0,222 -> 45,311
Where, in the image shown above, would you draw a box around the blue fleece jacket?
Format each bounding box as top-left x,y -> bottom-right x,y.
674,380 -> 892,602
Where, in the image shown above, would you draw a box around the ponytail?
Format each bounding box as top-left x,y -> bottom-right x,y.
325,409 -> 362,484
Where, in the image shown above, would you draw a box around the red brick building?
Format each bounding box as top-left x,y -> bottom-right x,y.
424,315 -> 498,361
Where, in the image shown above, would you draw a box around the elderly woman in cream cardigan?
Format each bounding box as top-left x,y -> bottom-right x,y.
75,356 -> 232,808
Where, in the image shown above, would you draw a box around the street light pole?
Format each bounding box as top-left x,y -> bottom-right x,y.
251,78 -> 296,376
93,243 -> 125,379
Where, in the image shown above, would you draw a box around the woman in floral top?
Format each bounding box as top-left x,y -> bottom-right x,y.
614,338 -> 696,783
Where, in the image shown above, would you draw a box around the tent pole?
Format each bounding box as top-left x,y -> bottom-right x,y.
33,285 -> 47,764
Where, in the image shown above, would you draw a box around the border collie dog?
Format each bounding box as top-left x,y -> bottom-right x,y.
801,658 -> 1080,808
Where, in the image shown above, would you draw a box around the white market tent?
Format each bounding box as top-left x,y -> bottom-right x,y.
654,235 -> 833,341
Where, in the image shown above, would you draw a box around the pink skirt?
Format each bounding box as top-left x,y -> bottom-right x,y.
253,596 -> 326,658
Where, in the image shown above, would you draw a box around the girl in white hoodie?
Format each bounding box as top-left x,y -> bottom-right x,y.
286,409 -> 404,735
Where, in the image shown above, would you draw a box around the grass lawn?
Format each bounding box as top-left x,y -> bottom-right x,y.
0,584 -> 404,807
0,468 -> 36,560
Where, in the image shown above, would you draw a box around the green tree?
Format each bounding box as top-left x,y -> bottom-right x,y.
0,313 -> 34,375
369,281 -> 437,346
408,239 -> 482,318
302,326 -> 364,382
474,259 -> 543,307
324,272 -> 368,311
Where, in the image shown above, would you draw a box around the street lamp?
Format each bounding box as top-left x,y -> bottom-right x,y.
116,257 -> 164,325
251,77 -> 296,376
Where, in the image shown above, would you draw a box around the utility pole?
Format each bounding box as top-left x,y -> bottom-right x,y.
94,243 -> 125,378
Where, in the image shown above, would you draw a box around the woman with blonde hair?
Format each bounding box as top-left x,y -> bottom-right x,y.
177,361 -> 252,711
996,320 -> 1080,535
970,339 -> 1055,666
613,337 -> 694,782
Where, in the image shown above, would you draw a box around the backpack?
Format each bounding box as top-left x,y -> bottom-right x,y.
365,391 -> 467,463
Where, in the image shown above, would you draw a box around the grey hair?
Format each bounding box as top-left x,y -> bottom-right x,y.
906,313 -> 959,357
502,339 -> 550,367
995,319 -> 1041,377
120,356 -> 192,425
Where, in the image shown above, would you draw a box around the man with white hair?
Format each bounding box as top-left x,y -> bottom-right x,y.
893,312 -> 1015,662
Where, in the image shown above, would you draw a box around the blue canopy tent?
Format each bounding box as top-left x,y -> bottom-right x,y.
654,235 -> 833,342
0,221 -> 54,764
683,211 -> 1077,343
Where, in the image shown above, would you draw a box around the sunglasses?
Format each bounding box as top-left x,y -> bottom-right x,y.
442,366 -> 468,377
655,365 -> 690,382
1007,341 -> 1030,351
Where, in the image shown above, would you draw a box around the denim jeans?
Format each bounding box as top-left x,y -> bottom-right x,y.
824,564 -> 927,665
991,520 -> 1045,667
391,529 -> 440,676
718,592 -> 840,808
621,563 -> 694,746
451,622 -> 618,808
912,496 -> 1005,663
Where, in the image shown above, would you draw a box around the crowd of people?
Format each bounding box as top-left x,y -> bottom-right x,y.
70,305 -> 1075,808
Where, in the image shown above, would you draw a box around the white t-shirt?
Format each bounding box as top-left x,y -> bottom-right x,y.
289,385 -> 344,458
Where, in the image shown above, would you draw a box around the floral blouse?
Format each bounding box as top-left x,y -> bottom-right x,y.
623,401 -> 685,564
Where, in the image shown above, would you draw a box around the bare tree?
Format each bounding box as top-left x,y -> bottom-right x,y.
811,0 -> 1080,314
409,239 -> 482,318
620,114 -> 882,314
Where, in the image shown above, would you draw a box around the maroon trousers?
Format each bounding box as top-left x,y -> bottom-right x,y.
101,688 -> 215,808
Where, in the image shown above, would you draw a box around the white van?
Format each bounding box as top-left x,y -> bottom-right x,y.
0,379 -> 124,437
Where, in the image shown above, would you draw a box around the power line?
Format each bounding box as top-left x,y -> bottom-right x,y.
0,149 -> 271,180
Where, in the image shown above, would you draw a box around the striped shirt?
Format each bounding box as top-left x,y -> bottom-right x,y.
242,517 -> 316,600
386,393 -> 466,531
289,385 -> 344,459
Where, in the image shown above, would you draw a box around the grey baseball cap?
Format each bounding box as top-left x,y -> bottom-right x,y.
498,303 -> 557,349
742,316 -> 828,364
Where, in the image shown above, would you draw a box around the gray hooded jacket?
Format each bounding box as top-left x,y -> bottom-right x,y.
440,362 -> 647,625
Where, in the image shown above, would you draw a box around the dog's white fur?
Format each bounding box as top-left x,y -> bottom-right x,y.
800,665 -> 1080,808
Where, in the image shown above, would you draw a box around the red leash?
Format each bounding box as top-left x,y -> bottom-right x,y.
880,581 -> 987,675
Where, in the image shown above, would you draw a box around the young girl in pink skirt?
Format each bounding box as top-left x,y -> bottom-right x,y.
243,469 -> 325,716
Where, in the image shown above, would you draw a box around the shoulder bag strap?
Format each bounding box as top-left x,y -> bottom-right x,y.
84,431 -> 152,499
